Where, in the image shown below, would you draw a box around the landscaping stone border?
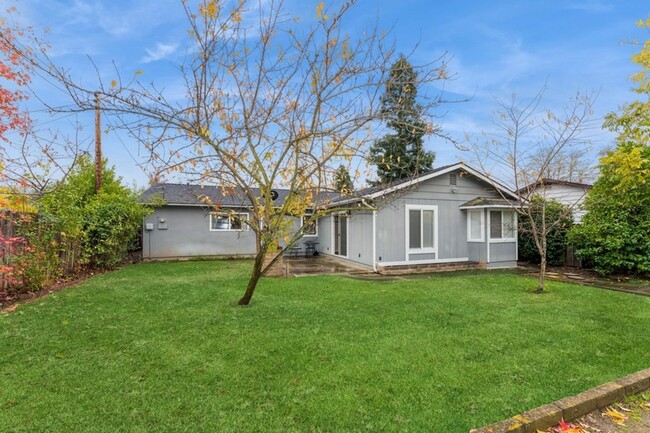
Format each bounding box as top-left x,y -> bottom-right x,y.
469,367 -> 650,433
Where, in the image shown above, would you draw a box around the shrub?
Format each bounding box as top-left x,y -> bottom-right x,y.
518,196 -> 574,266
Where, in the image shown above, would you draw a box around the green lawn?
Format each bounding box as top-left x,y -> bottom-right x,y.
2,260 -> 649,432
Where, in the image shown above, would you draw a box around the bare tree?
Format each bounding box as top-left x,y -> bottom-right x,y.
0,7 -> 84,199
468,87 -> 597,293
3,0 -> 454,304
0,125 -> 85,198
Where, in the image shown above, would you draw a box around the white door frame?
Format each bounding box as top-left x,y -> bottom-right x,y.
331,212 -> 349,258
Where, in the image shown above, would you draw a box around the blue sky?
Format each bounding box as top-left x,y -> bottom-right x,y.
4,0 -> 649,187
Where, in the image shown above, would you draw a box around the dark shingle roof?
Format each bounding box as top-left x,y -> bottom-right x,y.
140,183 -> 338,207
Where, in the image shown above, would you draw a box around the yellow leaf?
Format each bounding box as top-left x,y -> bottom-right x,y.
316,2 -> 324,18
111,80 -> 117,87
603,408 -> 627,425
134,69 -> 143,76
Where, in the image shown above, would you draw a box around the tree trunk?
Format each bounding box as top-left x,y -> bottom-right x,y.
536,237 -> 547,294
238,249 -> 265,305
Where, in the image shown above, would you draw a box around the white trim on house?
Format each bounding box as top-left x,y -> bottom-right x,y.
379,257 -> 469,267
329,163 -> 520,208
487,209 -> 517,242
467,209 -> 485,242
405,204 -> 439,257
368,163 -> 519,201
209,212 -> 250,231
331,212 -> 349,258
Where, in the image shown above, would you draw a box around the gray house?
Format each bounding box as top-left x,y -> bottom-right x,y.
316,162 -> 519,273
140,162 -> 520,273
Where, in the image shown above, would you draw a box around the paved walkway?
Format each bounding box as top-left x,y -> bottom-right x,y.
283,255 -> 374,277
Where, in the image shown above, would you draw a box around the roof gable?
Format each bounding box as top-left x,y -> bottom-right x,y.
331,162 -> 519,206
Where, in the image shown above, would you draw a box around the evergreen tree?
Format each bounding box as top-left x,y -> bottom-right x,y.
333,165 -> 354,194
369,55 -> 435,184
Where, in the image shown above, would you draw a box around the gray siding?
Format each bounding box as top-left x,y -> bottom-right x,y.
488,242 -> 517,264
143,206 -> 256,258
317,215 -> 332,254
468,242 -> 487,263
346,211 -> 374,268
467,209 -> 488,263
375,201 -> 406,262
316,212 -> 374,268
376,169 -> 501,264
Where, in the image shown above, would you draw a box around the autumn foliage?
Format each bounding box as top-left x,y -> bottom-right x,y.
0,7 -> 33,142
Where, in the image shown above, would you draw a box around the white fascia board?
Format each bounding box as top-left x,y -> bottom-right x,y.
367,163 -> 519,201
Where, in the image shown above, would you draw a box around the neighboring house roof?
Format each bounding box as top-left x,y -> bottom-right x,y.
517,178 -> 592,195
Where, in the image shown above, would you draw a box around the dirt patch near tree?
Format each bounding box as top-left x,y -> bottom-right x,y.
518,263 -> 650,297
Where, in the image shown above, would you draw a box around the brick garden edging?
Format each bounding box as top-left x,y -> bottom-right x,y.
469,367 -> 650,433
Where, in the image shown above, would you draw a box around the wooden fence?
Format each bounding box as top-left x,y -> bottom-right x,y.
1,210 -> 22,290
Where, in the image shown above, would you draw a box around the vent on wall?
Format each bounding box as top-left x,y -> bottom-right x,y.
449,173 -> 457,186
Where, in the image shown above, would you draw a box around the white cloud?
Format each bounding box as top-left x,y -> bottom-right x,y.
141,43 -> 179,63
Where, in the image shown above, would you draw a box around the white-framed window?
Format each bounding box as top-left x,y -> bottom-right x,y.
406,205 -> 438,253
489,209 -> 516,241
467,209 -> 484,242
210,212 -> 249,231
301,214 -> 318,236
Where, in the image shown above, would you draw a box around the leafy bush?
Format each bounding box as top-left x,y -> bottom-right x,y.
83,191 -> 146,268
569,143 -> 650,275
39,155 -> 150,271
518,196 -> 574,266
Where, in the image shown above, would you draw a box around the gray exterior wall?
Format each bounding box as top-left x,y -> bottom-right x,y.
467,208 -> 488,263
345,211 -> 374,268
317,216 -> 332,254
143,206 -> 256,258
145,207 -> 327,259
488,242 -> 517,266
376,169 -> 501,264
316,212 -> 374,268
